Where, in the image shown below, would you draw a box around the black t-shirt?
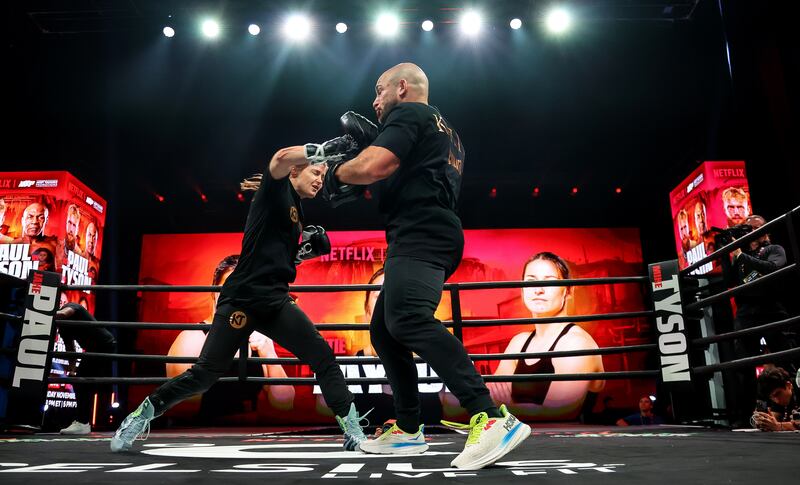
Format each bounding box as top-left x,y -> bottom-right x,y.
730,243 -> 787,316
372,102 -> 465,272
219,170 -> 303,313
57,303 -> 116,352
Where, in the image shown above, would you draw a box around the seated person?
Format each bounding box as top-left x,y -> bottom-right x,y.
616,395 -> 664,426
752,367 -> 798,432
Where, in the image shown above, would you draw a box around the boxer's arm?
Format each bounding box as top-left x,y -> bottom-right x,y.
334,146 -> 400,185
268,146 -> 309,180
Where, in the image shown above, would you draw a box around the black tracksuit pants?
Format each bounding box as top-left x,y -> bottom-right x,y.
148,300 -> 353,417
370,256 -> 494,430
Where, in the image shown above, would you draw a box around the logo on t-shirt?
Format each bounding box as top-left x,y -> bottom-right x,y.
229,311 -> 248,329
289,206 -> 299,224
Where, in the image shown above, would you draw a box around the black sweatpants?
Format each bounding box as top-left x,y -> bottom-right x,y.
370,256 -> 494,430
149,300 -> 353,417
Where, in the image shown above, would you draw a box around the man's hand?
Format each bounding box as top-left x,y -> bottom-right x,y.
752,411 -> 781,431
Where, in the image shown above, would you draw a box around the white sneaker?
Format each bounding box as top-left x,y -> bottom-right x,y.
444,404 -> 531,470
60,420 -> 91,435
359,423 -> 429,455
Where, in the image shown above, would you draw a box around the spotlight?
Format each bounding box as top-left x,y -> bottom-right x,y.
111,402 -> 120,409
532,187 -> 540,197
615,187 -> 622,194
545,8 -> 572,34
155,193 -> 165,203
460,10 -> 483,35
336,22 -> 348,33
283,14 -> 311,41
163,26 -> 175,38
649,395 -> 657,401
489,187 -> 497,199
200,193 -> 208,203
375,13 -> 399,37
571,186 -> 579,195
248,24 -> 260,36
421,20 -> 434,32
237,192 -> 245,202
201,19 -> 220,39
510,18 -> 522,30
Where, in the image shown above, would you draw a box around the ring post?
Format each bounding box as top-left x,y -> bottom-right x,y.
6,270 -> 61,430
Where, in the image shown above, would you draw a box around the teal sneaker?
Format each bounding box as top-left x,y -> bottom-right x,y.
335,402 -> 370,451
110,397 -> 155,452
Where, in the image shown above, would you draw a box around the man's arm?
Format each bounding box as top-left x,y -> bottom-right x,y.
335,146 -> 400,185
736,245 -> 787,275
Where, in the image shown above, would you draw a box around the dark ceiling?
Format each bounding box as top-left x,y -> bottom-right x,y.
3,0 -> 799,313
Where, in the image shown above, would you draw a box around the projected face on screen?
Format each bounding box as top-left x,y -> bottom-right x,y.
694,202 -> 707,235
521,257 -> 569,317
22,202 -> 48,237
722,188 -> 749,227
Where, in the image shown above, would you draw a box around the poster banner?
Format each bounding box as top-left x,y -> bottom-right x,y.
135,229 -> 653,424
669,161 -> 752,274
0,171 -> 107,423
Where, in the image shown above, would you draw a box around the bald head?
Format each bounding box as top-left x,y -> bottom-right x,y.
373,63 -> 430,122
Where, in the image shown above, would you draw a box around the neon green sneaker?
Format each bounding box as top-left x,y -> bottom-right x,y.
442,404 -> 531,470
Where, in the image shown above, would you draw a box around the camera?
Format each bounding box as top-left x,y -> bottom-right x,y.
712,223 -> 753,247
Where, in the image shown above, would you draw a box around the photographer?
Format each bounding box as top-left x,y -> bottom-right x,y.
724,215 -> 793,362
752,367 -> 799,432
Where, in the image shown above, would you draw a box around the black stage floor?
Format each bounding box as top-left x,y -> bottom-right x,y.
0,425 -> 795,484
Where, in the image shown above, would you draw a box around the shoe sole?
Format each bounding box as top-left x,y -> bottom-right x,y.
453,422 -> 532,470
359,442 -> 430,455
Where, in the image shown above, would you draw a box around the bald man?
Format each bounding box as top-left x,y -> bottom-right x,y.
326,63 -> 530,469
15,202 -> 55,245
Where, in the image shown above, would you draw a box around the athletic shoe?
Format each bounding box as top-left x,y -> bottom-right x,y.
443,404 -> 531,470
359,422 -> 429,455
60,420 -> 91,435
335,402 -> 370,451
110,397 -> 155,452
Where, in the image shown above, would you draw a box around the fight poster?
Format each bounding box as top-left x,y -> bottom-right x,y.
0,171 -> 107,422
134,228 -> 653,425
669,161 -> 752,274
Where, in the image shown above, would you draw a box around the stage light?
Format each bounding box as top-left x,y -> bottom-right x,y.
532,187 -> 540,197
163,26 -> 175,38
571,186 -> 579,195
375,13 -> 399,37
615,187 -> 622,194
248,24 -> 260,36
510,18 -> 522,30
155,193 -> 165,203
336,22 -> 348,33
111,402 -> 120,409
421,20 -> 434,32
200,193 -> 208,203
201,19 -> 220,39
283,14 -> 311,41
649,395 -> 657,401
460,11 -> 483,35
237,192 -> 246,202
545,8 -> 572,34
489,187 -> 497,198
